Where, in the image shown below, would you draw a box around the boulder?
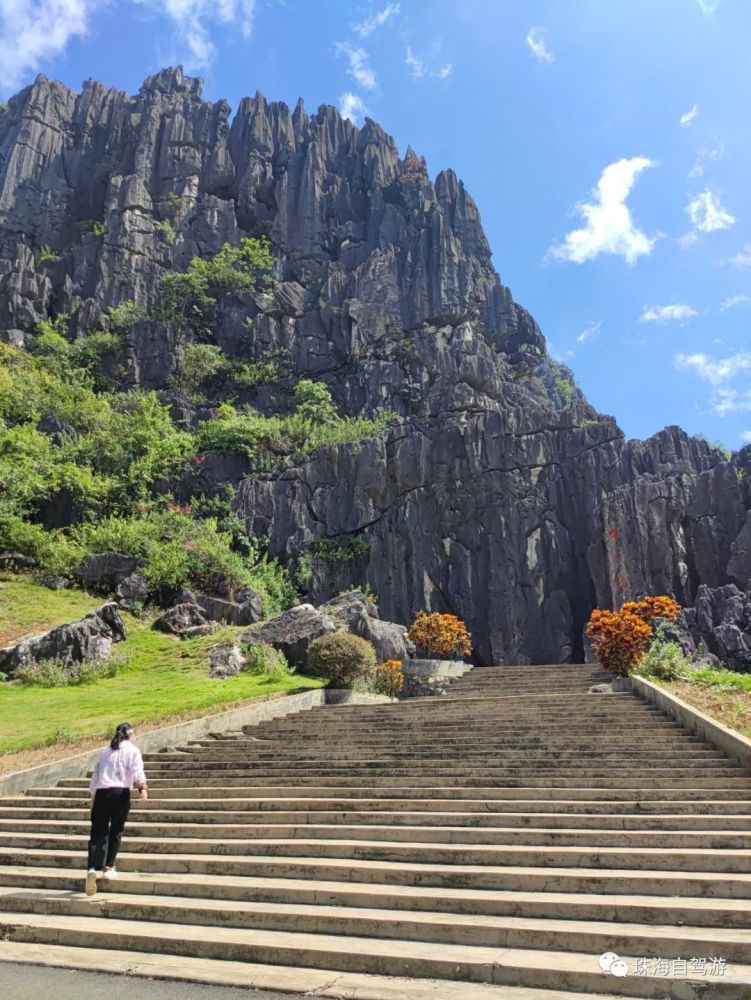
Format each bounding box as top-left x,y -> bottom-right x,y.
242,604 -> 336,669
195,589 -> 263,626
74,552 -> 140,594
663,584 -> 751,672
208,642 -> 245,679
321,590 -> 379,626
0,602 -> 127,678
153,603 -> 216,639
320,591 -> 413,662
116,571 -> 148,610
37,414 -> 77,445
40,574 -> 68,591
0,552 -> 36,571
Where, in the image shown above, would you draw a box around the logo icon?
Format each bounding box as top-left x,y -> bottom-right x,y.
599,952 -> 629,977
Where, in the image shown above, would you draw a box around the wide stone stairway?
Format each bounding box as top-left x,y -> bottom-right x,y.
0,664 -> 750,999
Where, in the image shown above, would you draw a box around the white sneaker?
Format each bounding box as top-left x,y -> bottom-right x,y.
101,866 -> 117,880
85,870 -> 97,896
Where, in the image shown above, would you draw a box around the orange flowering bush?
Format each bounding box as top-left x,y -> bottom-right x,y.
408,611 -> 472,660
622,595 -> 680,627
372,659 -> 404,698
585,595 -> 681,677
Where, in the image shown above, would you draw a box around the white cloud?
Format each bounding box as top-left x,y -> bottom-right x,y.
740,430 -> 751,443
675,351 -> 751,386
640,304 -> 697,324
526,26 -> 553,63
697,0 -> 720,12
135,0 -> 256,71
335,42 -> 377,90
405,44 -> 452,80
686,189 -> 735,233
688,141 -> 724,178
577,321 -> 601,344
339,91 -> 369,125
0,0 -> 106,92
549,157 -> 658,266
680,104 -> 698,127
353,2 -> 399,37
727,244 -> 751,268
721,293 -> 750,311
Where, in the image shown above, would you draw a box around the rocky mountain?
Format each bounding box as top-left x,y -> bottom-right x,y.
1,66 -> 749,664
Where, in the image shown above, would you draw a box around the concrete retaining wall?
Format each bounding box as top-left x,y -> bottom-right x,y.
0,689 -> 326,798
632,675 -> 751,769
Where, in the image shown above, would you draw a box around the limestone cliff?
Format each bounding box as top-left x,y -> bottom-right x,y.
1,67 -> 748,663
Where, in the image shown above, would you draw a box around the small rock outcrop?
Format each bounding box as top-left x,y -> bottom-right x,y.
321,590 -> 414,662
0,602 -> 126,677
186,588 -> 263,626
74,553 -> 141,594
116,572 -> 148,610
153,603 -> 216,639
242,604 -> 336,669
208,642 -> 245,679
665,584 -> 751,672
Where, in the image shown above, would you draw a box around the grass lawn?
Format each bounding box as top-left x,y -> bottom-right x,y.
0,576 -> 100,646
0,576 -> 323,756
664,679 -> 751,741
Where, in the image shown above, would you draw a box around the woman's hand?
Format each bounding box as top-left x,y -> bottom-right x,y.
139,787 -> 148,801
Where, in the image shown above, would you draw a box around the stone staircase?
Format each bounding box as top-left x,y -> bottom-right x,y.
0,663 -> 750,999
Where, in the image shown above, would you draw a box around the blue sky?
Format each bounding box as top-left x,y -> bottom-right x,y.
1,0 -> 750,448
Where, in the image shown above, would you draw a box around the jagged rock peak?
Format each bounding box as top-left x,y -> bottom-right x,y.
140,65 -> 203,98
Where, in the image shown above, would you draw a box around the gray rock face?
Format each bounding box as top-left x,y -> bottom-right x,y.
116,571 -> 148,610
1,68 -> 749,663
208,642 -> 245,679
153,602 -> 216,638
74,553 -> 140,594
0,602 -> 126,677
242,603 -> 336,669
667,584 -> 751,672
193,589 -> 263,626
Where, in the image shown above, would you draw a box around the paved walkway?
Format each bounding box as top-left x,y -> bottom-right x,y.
0,962 -> 301,999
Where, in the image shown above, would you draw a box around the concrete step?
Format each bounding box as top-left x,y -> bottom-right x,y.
3,866 -> 749,927
0,910 -> 748,998
39,775 -> 751,803
146,751 -> 728,764
4,847 -> 749,896
1,831 -> 748,871
0,940 -> 646,1000
2,817 -> 749,848
4,887 -> 751,961
8,794 -> 751,815
3,807 -> 750,830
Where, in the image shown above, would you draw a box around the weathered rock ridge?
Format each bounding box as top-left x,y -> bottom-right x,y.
1,67 -> 748,664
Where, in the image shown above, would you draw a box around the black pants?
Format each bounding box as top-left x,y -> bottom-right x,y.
87,787 -> 131,870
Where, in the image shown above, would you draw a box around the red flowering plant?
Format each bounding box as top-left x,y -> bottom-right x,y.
585,595 -> 680,677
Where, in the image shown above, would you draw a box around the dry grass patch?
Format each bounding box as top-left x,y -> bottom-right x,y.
667,681 -> 751,741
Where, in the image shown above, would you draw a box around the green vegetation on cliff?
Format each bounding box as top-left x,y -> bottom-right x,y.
0,239 -> 395,603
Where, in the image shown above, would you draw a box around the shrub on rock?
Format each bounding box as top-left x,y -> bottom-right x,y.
306,630 -> 376,688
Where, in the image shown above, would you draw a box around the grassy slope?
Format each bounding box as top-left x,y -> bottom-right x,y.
664,679 -> 751,741
0,577 -> 322,755
0,577 -> 100,646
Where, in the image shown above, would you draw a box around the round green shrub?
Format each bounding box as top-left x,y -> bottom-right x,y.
306,630 -> 376,688
242,641 -> 291,682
